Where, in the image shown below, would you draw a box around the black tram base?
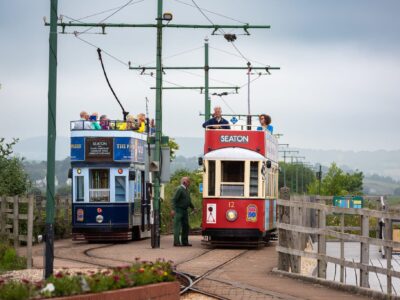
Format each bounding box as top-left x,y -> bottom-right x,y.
72,226 -> 132,242
201,228 -> 270,248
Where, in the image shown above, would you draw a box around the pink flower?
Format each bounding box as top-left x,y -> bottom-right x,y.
55,272 -> 63,278
113,275 -> 120,282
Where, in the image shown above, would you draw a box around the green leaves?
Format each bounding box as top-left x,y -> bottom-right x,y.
0,139 -> 29,196
307,162 -> 364,196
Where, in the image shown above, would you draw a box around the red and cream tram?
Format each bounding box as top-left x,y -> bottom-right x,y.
201,127 -> 279,247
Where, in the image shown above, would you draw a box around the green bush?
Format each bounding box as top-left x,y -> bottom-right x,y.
0,242 -> 26,273
161,169 -> 203,234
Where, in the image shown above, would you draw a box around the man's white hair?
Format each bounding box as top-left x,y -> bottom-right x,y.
181,176 -> 190,184
214,106 -> 221,111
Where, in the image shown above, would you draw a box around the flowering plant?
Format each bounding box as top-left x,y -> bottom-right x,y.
0,259 -> 175,300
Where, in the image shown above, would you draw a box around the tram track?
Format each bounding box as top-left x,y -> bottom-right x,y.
54,243 -> 127,268
54,240 -> 300,299
176,248 -> 303,300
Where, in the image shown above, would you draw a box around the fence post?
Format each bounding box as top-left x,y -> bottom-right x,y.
278,187 -> 290,271
13,196 -> 19,248
340,213 -> 345,283
289,198 -> 301,273
317,208 -> 327,278
385,218 -> 392,296
0,196 -> 6,234
27,196 -> 34,269
360,214 -> 369,288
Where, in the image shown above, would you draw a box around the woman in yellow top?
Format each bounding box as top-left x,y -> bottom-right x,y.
137,113 -> 146,133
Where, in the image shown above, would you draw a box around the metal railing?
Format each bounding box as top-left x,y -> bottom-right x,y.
70,120 -> 149,132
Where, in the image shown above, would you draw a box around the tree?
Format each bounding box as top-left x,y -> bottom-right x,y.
307,162 -> 363,195
161,169 -> 202,233
278,162 -> 316,193
0,139 -> 29,196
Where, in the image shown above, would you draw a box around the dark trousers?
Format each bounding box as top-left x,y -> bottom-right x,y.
173,208 -> 189,245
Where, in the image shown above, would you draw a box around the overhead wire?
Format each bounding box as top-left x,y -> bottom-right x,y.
74,0 -> 142,36
175,69 -> 238,86
190,0 -> 250,62
72,33 -> 156,89
173,0 -> 247,25
140,45 -> 204,66
63,0 -> 147,23
209,46 -> 269,67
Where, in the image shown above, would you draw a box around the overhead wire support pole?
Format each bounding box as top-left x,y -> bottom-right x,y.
44,0 -> 58,279
205,38 -> 210,121
152,0 -> 163,249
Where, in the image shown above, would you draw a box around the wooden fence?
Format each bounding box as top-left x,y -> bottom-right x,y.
0,195 -> 71,269
276,190 -> 400,297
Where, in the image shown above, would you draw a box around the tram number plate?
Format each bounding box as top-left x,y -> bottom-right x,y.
228,201 -> 235,208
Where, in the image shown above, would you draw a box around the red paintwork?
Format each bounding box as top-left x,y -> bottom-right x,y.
204,130 -> 265,155
202,198 -> 265,233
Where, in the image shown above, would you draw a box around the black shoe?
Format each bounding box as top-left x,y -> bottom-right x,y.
182,243 -> 192,247
173,243 -> 183,247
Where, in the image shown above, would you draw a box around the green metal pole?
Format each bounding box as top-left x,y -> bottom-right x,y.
152,0 -> 163,248
204,38 -> 210,121
44,0 -> 58,279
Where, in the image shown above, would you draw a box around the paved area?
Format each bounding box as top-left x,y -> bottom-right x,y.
16,235 -> 374,299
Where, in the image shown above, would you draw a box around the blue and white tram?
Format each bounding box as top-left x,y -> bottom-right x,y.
70,123 -> 151,241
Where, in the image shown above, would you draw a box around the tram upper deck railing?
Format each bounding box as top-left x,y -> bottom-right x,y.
70,120 -> 150,133
204,124 -> 273,134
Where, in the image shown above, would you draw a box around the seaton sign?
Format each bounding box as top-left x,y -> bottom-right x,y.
220,135 -> 249,143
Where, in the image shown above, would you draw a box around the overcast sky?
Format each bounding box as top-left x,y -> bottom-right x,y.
1,0 -> 399,153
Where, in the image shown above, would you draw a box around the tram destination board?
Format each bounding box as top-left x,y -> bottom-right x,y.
85,137 -> 113,162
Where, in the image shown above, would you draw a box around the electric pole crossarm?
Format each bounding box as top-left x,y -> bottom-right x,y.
129,66 -> 280,70
150,86 -> 239,90
45,22 -> 270,30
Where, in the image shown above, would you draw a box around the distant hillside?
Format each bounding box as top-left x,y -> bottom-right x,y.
13,136 -> 400,182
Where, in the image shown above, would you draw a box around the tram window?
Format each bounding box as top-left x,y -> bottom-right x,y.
250,161 -> 259,197
208,160 -> 215,196
221,161 -> 244,182
89,169 -> 110,202
220,161 -> 244,197
76,176 -> 84,202
115,176 -> 126,202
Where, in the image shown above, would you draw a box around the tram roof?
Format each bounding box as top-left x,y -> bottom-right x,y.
204,147 -> 266,161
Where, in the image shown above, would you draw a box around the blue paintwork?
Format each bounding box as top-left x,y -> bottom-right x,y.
71,137 -> 85,161
72,203 -> 131,228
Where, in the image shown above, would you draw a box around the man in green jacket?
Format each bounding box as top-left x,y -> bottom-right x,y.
171,177 -> 194,247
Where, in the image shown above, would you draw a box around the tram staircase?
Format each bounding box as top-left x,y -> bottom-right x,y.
275,188 -> 400,299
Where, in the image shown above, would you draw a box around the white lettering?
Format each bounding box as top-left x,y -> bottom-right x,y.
220,135 -> 249,143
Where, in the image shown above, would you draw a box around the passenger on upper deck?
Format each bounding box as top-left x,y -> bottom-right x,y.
257,114 -> 273,133
73,111 -> 92,130
137,113 -> 146,133
149,119 -> 156,135
99,114 -> 110,130
90,112 -> 101,130
202,106 -> 230,129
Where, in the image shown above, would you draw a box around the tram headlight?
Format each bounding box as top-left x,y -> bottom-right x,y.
96,215 -> 104,223
226,209 -> 238,222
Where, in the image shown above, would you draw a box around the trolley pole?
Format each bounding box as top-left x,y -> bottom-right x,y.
44,0 -> 58,278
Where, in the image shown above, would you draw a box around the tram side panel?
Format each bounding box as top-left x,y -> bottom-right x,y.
202,198 -> 265,238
